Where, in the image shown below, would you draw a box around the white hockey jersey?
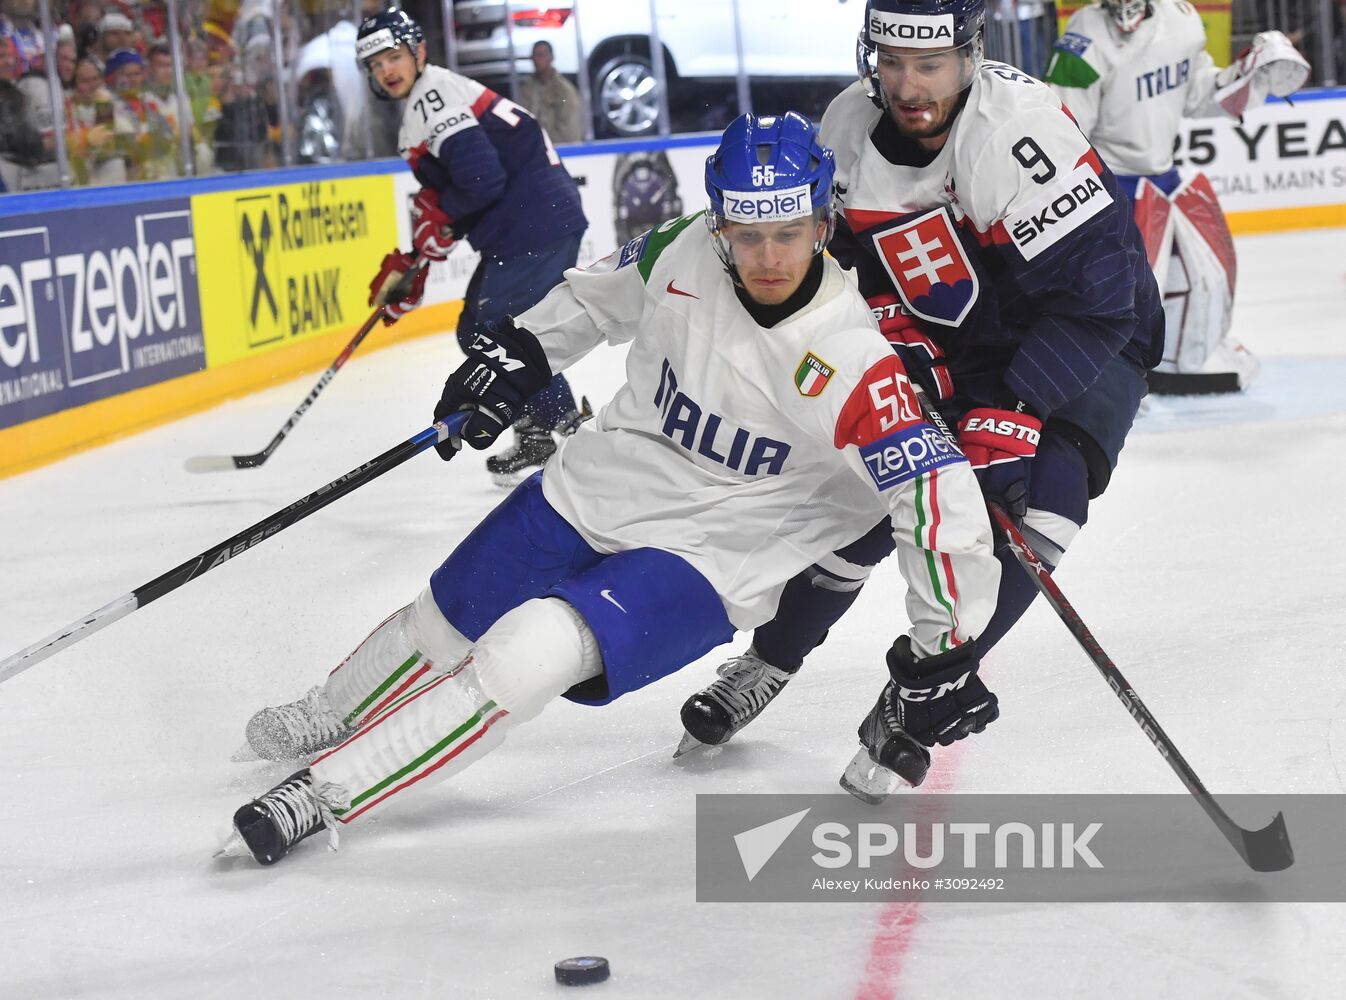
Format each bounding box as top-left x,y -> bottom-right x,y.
1045,1 -> 1226,176
515,217 -> 1000,656
821,64 -> 1106,251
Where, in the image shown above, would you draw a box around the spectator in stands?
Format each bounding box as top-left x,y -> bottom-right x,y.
517,39 -> 583,144
213,64 -> 271,172
72,1 -> 105,60
56,30 -> 77,88
184,36 -> 219,149
106,46 -> 175,178
92,10 -> 133,70
65,54 -> 126,184
0,35 -> 46,190
0,0 -> 44,75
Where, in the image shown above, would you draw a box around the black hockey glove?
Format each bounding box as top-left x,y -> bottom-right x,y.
882,635 -> 998,748
433,318 -> 553,460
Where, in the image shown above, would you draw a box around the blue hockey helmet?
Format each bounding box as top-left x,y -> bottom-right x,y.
356,8 -> 426,99
857,0 -> 986,108
704,112 -> 837,276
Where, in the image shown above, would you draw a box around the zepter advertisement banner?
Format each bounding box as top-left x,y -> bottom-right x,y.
191,176 -> 398,366
0,198 -> 205,431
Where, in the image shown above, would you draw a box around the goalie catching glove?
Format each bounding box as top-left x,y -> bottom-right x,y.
957,405 -> 1042,523
433,318 -> 554,460
1214,30 -> 1311,117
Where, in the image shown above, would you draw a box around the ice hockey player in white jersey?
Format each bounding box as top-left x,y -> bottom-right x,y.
676,0 -> 1163,771
1045,0 -> 1310,392
223,112 -> 1001,866
356,9 -> 590,482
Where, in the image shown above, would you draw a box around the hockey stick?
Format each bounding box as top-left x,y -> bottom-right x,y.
184,259 -> 429,473
0,412 -> 468,688
986,503 -> 1294,872
915,398 -> 1293,870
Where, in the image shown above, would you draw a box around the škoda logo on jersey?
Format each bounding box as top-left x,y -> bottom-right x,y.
1006,163 -> 1114,262
871,208 -> 979,328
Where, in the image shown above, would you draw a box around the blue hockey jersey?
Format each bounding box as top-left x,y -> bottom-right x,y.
398,65 -> 586,258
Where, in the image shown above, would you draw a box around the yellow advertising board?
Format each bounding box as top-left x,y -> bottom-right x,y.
1055,1 -> 1231,64
192,176 -> 398,367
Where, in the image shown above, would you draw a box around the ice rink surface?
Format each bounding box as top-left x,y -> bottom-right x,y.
1,227 -> 1344,999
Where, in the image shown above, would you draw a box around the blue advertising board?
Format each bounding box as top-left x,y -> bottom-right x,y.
0,198 -> 205,430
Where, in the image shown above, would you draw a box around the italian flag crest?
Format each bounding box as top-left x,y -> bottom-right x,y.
794,352 -> 834,397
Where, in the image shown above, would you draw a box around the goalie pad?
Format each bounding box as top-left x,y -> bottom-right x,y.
1214,30 -> 1311,118
1136,173 -> 1257,391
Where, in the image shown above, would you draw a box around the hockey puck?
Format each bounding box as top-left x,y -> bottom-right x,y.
554,956 -> 610,986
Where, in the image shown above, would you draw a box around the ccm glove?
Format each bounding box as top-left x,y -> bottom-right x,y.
433,318 -> 553,459
957,405 -> 1042,523
368,250 -> 427,326
866,292 -> 953,401
884,636 -> 998,748
411,188 -> 455,261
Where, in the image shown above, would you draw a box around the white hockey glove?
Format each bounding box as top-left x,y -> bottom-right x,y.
1214,30 -> 1311,117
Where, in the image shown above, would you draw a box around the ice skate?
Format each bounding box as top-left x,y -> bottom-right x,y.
839,683 -> 932,803
228,769 -> 339,866
487,398 -> 593,488
675,649 -> 795,757
244,685 -> 354,763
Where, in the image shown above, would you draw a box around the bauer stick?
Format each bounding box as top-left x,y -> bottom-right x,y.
0,412 -> 469,688
986,503 -> 1293,872
184,257 -> 429,473
916,398 -> 1293,871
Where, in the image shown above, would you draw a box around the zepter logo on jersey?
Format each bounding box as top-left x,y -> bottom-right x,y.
867,11 -> 956,49
721,184 -> 814,223
355,28 -> 396,61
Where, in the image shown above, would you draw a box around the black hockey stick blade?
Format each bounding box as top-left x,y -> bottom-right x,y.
183,260 -> 427,474
986,503 -> 1295,873
1225,809 -> 1294,872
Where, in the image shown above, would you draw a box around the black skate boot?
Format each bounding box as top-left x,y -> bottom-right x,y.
675,648 -> 795,757
231,769 -> 338,866
486,398 -> 593,488
839,683 -> 932,803
244,685 -> 354,763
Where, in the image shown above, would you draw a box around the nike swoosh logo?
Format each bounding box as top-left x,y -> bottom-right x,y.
666,280 -> 698,299
600,589 -> 627,613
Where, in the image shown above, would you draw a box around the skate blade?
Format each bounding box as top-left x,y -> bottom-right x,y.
673,731 -> 705,759
230,741 -> 261,763
839,747 -> 908,805
214,828 -> 252,860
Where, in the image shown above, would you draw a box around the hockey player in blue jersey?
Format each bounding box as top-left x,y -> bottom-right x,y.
358,9 -> 590,485
677,0 -> 1165,782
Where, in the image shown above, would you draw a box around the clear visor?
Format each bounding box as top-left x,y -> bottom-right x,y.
1104,0 -> 1148,33
707,207 -> 835,276
861,34 -> 983,109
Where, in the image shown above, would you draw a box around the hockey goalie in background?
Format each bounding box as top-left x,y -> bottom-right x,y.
1045,0 -> 1310,393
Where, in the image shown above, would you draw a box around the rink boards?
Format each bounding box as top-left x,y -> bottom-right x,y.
0,88 -> 1343,477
